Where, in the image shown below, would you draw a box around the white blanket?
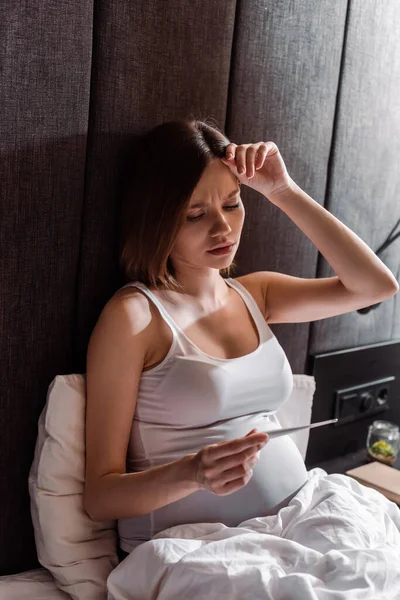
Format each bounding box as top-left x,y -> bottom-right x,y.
107,467 -> 400,600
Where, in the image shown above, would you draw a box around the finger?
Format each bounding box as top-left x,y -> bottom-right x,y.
242,431 -> 269,445
245,428 -> 258,436
222,461 -> 256,487
219,475 -> 251,495
235,145 -> 248,175
255,142 -> 268,169
210,433 -> 268,461
218,463 -> 253,486
217,447 -> 261,474
224,143 -> 237,160
246,145 -> 259,178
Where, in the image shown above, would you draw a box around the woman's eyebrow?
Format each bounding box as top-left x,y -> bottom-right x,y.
189,188 -> 239,209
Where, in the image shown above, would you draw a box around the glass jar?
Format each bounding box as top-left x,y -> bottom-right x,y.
366,420 -> 400,465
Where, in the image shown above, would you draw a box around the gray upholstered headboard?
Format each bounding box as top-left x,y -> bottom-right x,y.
1,0 -> 399,578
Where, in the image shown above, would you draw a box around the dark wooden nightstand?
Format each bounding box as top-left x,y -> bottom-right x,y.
310,449 -> 400,507
311,448 -> 400,474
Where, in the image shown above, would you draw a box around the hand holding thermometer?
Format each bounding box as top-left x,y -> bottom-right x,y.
261,418 -> 338,439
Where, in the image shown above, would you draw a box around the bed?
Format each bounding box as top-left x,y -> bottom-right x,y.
1,373 -> 400,599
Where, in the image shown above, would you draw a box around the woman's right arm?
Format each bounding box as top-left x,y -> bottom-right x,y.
83,289 -> 268,522
83,290 -> 201,522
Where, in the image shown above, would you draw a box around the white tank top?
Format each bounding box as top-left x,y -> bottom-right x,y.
116,277 -> 308,553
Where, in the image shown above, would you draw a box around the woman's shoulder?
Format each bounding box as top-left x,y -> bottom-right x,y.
103,284 -> 155,331
229,273 -> 266,318
93,286 -> 157,365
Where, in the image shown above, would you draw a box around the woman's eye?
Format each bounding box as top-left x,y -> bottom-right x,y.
187,203 -> 240,222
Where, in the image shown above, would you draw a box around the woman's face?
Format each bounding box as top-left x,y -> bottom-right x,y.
169,158 -> 245,273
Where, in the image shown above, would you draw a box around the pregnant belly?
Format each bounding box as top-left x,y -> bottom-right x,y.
156,434 -> 308,528
118,427 -> 309,551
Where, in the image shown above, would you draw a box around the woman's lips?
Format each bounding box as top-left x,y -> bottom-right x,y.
207,244 -> 234,255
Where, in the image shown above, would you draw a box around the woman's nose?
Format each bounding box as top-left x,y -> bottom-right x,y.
211,212 -> 232,234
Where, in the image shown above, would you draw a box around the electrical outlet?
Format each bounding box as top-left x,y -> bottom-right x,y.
305,339 -> 400,467
333,376 -> 395,426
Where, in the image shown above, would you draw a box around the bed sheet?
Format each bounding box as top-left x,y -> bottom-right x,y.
107,467 -> 400,600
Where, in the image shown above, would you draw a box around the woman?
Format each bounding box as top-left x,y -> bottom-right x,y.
82,118 -> 398,563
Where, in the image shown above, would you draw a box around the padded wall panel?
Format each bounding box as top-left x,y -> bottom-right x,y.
223,0 -> 348,373
310,0 -> 400,354
73,0 -> 238,371
0,1 -> 93,575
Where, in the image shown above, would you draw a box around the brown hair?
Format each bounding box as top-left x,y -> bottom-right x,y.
118,116 -> 239,293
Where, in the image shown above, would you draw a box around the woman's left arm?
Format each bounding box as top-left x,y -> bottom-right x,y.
221,141 -> 399,297
267,179 -> 399,297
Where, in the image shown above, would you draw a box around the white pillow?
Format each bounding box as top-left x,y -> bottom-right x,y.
28,372 -> 315,599
28,374 -> 119,600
